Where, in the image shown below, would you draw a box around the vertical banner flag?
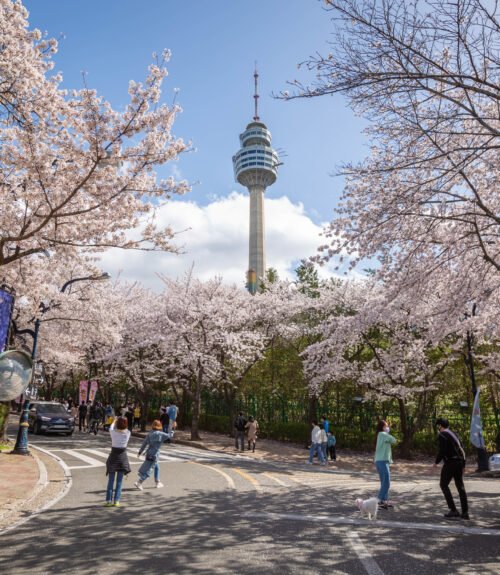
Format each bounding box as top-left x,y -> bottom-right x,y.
79,380 -> 88,404
89,380 -> 99,403
470,386 -> 485,449
0,288 -> 15,353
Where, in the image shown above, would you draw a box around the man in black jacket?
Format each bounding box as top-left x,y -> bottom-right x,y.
433,417 -> 469,520
234,412 -> 247,452
78,401 -> 87,432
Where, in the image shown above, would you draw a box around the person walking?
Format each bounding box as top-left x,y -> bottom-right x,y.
78,401 -> 87,432
134,420 -> 171,490
307,420 -> 326,465
321,414 -> 330,434
234,411 -> 247,451
327,431 -> 337,461
160,407 -> 170,434
166,400 -> 178,434
104,416 -> 131,507
432,417 -> 469,520
133,404 -> 141,430
245,416 -> 259,452
126,404 -> 134,431
319,423 -> 328,463
374,420 -> 397,509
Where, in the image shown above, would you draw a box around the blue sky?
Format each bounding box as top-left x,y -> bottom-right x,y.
24,0 -> 368,287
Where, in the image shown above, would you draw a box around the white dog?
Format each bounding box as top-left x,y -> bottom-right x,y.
355,497 -> 379,520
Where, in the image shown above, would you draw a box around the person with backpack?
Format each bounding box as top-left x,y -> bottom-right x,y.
432,417 -> 469,520
134,420 -> 171,490
234,411 -> 247,451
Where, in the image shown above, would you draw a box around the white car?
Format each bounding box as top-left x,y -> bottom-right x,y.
489,453 -> 500,471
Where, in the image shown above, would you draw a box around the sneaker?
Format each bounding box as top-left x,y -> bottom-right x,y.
378,502 -> 389,510
155,482 -> 164,489
134,481 -> 143,491
306,461 -> 312,465
461,513 -> 470,520
113,501 -> 121,507
103,502 -> 113,507
444,510 -> 460,519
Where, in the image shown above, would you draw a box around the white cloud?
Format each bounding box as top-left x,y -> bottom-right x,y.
98,192 -> 340,290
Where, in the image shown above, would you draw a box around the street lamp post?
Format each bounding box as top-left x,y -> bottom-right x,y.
11,272 -> 110,456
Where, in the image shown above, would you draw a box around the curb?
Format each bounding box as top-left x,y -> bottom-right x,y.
0,446 -> 73,536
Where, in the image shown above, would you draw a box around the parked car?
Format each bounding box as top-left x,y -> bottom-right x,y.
489,453 -> 500,472
28,401 -> 75,436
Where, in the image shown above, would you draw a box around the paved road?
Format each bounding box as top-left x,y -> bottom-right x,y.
1,427 -> 499,574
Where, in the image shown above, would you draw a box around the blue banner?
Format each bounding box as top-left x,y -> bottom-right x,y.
0,288 -> 14,353
470,386 -> 485,449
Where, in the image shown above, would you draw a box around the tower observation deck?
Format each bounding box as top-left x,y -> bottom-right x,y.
232,69 -> 279,294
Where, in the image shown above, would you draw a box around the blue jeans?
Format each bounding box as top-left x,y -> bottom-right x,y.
309,443 -> 325,463
375,460 -> 390,501
106,471 -> 124,502
321,442 -> 328,460
138,460 -> 160,482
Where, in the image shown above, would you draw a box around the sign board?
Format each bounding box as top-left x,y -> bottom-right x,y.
0,288 -> 15,353
0,350 -> 33,401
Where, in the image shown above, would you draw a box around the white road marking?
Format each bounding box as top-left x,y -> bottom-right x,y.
188,461 -> 236,489
347,531 -> 385,575
262,472 -> 289,487
63,449 -> 105,468
243,511 -> 500,537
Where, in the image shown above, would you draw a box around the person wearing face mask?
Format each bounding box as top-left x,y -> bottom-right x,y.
374,420 -> 397,510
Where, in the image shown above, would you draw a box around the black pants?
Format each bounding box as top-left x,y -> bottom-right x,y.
328,445 -> 337,461
440,459 -> 468,514
79,416 -> 86,431
235,431 -> 245,450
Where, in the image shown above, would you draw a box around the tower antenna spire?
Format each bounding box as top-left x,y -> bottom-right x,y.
253,62 -> 260,121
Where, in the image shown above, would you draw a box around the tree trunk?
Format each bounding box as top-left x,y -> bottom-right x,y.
224,383 -> 236,437
191,369 -> 203,441
397,398 -> 413,459
306,395 -> 318,447
0,402 -> 10,443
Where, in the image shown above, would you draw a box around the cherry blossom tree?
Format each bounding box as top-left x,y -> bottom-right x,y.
283,0 -> 499,321
0,0 -> 189,271
303,281 -> 455,456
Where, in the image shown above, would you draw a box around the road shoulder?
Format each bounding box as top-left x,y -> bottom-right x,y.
0,445 -> 70,534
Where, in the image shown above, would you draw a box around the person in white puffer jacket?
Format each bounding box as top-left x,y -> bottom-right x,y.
307,420 -> 326,465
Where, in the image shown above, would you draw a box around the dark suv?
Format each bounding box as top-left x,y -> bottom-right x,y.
28,402 -> 75,436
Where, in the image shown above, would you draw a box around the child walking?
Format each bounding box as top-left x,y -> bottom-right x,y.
105,416 -> 131,507
135,420 -> 171,490
327,431 -> 337,461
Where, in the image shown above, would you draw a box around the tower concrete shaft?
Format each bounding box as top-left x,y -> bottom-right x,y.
232,72 -> 279,294
249,185 -> 265,287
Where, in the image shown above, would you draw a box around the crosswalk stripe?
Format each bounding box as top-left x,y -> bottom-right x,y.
64,449 -> 105,467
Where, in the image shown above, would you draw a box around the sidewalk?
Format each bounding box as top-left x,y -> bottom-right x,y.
133,427 -> 460,478
0,435 -> 68,533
